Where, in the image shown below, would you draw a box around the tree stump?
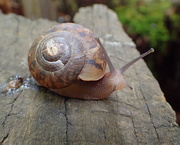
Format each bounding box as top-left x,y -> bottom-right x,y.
0,4 -> 179,145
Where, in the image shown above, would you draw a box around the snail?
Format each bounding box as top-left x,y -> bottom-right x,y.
28,23 -> 154,100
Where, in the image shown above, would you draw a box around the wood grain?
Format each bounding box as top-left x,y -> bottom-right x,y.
0,4 -> 179,145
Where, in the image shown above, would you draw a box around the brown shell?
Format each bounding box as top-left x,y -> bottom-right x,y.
28,23 -> 106,89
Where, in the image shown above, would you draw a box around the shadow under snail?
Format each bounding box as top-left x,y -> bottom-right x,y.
28,23 -> 154,100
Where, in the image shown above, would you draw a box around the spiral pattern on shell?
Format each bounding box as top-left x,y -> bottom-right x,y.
28,23 -> 106,89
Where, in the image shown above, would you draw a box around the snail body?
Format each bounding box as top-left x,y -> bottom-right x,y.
28,23 -> 154,100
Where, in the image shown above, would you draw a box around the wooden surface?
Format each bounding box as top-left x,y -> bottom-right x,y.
0,4 -> 180,145
21,0 -> 58,20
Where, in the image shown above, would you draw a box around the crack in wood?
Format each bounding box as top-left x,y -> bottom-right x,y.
1,90 -> 22,145
64,98 -> 69,145
2,91 -> 22,127
130,110 -> 139,145
120,38 -> 162,144
103,121 -> 107,142
0,132 -> 9,144
129,56 -> 161,143
139,86 -> 160,142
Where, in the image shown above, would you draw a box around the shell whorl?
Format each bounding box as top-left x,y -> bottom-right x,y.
28,23 -> 106,89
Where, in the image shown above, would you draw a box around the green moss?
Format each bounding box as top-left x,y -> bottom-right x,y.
115,0 -> 171,54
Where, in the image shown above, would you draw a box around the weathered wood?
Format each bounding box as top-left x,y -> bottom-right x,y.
21,0 -> 58,20
0,4 -> 179,145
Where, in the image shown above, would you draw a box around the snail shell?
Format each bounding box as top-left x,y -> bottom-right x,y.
28,23 -> 106,89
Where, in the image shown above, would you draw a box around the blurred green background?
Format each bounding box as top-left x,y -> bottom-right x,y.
0,0 -> 179,124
